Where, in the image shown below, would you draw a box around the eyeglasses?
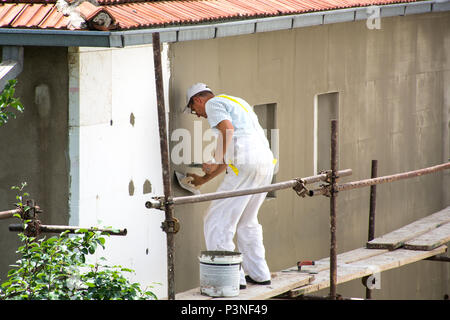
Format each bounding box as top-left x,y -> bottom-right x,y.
188,100 -> 197,115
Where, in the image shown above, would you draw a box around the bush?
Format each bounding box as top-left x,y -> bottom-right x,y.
0,79 -> 24,127
0,185 -> 157,300
0,227 -> 157,300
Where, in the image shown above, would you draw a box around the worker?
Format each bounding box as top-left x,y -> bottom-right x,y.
184,83 -> 275,289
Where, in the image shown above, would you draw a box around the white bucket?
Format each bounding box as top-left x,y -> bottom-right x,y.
199,251 -> 243,297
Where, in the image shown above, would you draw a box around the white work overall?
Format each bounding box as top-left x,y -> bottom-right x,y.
204,95 -> 274,285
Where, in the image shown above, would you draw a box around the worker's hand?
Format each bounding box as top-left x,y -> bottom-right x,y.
202,163 -> 220,175
186,173 -> 206,187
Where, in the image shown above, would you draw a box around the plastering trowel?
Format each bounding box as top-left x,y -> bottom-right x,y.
175,171 -> 201,195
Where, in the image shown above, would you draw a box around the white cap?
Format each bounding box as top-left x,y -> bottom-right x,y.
183,83 -> 212,113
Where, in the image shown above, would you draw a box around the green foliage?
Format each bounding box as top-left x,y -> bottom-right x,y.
0,185 -> 158,300
11,182 -> 29,211
0,228 -> 158,300
0,79 -> 24,126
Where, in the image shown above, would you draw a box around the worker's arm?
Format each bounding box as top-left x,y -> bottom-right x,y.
188,119 -> 234,186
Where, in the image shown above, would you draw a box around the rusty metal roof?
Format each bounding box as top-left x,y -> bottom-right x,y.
0,0 -> 424,31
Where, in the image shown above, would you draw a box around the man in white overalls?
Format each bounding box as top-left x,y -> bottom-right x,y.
185,83 -> 275,289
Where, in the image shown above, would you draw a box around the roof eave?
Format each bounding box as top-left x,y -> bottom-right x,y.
0,1 -> 448,48
0,28 -> 123,47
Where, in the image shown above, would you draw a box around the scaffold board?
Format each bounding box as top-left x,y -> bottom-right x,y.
175,207 -> 450,300
367,206 -> 450,250
403,221 -> 450,250
176,271 -> 314,300
289,245 -> 447,297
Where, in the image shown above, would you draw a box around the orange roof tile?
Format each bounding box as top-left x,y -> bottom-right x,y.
0,4 -> 26,27
0,0 -> 422,31
38,6 -> 67,29
11,4 -> 48,27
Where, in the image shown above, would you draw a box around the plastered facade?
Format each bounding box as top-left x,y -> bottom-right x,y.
0,44 -> 170,299
168,12 -> 450,299
0,11 -> 448,300
0,47 -> 69,284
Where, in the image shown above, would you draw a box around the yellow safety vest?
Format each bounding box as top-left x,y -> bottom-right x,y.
216,95 -> 277,176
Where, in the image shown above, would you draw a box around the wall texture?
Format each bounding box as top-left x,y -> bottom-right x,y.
0,44 -> 171,299
0,47 -> 69,281
67,45 -> 170,299
168,12 -> 450,299
0,10 -> 448,300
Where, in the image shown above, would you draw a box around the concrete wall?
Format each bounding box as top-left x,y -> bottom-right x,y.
67,45 -> 170,299
0,47 -> 69,281
168,12 -> 450,299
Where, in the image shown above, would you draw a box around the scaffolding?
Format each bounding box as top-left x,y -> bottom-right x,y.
0,199 -> 127,237
147,32 -> 450,300
1,32 -> 448,300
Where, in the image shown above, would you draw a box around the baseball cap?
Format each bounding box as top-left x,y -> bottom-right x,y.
183,83 -> 212,113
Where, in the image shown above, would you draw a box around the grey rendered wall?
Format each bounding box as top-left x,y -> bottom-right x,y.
168,12 -> 450,299
0,47 -> 69,281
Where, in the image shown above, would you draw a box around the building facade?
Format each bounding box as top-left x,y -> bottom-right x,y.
0,0 -> 449,299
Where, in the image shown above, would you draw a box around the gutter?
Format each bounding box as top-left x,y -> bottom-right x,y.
0,46 -> 23,92
0,29 -> 122,47
0,0 -> 448,48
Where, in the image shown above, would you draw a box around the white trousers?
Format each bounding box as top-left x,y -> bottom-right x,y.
204,162 -> 274,284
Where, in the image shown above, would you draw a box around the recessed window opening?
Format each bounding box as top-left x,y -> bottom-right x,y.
253,103 -> 278,198
314,92 -> 339,175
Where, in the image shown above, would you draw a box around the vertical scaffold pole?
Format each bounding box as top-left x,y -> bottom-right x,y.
368,159 -> 378,242
152,32 -> 176,300
329,119 -> 338,300
366,159 -> 378,299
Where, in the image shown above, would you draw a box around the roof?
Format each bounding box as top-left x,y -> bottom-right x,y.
0,0 -> 427,31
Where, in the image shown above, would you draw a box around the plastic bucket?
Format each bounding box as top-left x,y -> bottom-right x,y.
199,250 -> 243,297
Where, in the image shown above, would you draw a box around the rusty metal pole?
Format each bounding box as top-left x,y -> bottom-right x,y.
337,162 -> 450,192
329,119 -> 338,300
152,32 -> 176,300
366,159 -> 378,299
9,224 -> 127,235
144,169 -> 353,209
308,162 -> 450,196
368,160 -> 378,242
0,208 -> 21,220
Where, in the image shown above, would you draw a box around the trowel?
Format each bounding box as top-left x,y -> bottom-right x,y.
174,170 -> 201,195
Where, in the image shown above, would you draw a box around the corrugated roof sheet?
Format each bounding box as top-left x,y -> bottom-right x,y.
0,0 -> 422,30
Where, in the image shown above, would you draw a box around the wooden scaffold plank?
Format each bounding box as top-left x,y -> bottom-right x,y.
220,272 -> 314,300
367,206 -> 450,250
289,245 -> 447,297
176,247 -> 387,300
176,272 -> 314,300
403,222 -> 450,251
296,247 -> 389,274
348,246 -> 447,271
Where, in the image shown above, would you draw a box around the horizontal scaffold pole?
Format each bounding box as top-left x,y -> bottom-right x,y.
9,224 -> 127,236
0,208 -> 21,220
145,169 -> 353,209
309,162 -> 450,196
0,203 -> 42,220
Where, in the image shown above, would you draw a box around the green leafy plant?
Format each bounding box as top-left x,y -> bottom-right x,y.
11,182 -> 29,211
0,185 -> 158,300
0,79 -> 24,126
